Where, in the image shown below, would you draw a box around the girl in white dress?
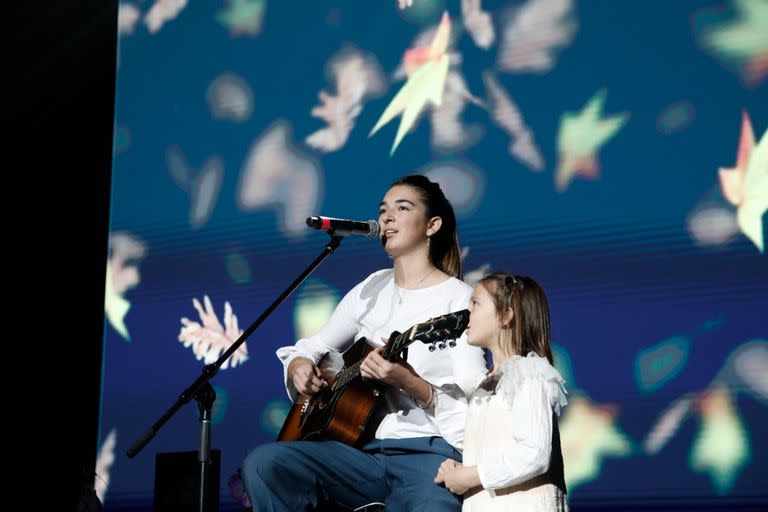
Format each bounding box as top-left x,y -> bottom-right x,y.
434,273 -> 569,511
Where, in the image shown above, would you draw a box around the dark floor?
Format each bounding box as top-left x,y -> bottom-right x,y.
94,492 -> 768,512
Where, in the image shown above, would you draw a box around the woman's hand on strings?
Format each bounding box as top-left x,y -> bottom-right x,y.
360,342 -> 418,388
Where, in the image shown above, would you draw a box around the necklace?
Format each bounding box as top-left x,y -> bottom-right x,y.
393,267 -> 438,304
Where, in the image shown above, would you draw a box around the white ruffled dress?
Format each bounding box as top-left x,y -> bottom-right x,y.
462,353 -> 569,512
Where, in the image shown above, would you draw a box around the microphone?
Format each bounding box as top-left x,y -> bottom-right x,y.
306,216 -> 381,239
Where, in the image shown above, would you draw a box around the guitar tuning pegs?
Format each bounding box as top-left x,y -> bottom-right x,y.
428,344 -> 436,352
448,340 -> 456,348
437,342 -> 446,350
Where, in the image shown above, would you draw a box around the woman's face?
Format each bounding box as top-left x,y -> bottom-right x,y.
466,283 -> 502,349
378,185 -> 433,257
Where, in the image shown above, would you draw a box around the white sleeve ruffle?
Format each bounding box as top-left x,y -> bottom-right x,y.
274,273 -> 373,401
497,353 -> 568,416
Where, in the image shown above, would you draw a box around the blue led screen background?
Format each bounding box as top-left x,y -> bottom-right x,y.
99,0 -> 767,508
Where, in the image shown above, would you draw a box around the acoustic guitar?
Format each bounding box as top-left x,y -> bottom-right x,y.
277,309 -> 470,447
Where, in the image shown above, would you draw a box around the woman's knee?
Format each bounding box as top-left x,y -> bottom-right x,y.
242,442 -> 291,483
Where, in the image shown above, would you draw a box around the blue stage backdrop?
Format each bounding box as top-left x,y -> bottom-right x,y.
99,0 -> 767,509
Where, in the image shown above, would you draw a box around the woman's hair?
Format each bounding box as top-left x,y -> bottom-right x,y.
478,273 -> 554,364
390,174 -> 462,279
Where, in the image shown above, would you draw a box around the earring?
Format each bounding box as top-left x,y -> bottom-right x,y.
426,237 -> 431,250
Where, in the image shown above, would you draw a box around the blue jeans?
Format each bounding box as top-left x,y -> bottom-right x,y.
241,436 -> 463,512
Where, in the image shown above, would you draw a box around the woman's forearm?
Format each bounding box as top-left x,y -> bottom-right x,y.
403,374 -> 433,406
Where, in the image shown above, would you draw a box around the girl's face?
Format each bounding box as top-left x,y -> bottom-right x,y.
466,283 -> 503,349
378,185 -> 434,257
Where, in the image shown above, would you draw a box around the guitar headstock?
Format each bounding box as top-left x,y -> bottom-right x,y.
386,309 -> 469,356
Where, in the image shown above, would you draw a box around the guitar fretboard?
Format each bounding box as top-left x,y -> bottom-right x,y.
333,360 -> 363,390
332,332 -> 408,390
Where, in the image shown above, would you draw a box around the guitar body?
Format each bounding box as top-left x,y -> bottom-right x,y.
277,339 -> 387,447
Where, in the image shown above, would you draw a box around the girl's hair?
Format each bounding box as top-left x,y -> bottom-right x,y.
390,175 -> 462,279
478,273 -> 554,364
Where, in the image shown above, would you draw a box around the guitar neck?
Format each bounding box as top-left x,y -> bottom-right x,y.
381,325 -> 417,360
332,333 -> 412,388
334,309 -> 467,382
336,358 -> 364,387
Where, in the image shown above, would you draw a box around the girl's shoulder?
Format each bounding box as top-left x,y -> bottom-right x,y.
496,353 -> 568,415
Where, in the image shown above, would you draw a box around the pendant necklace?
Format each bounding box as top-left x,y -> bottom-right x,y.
394,267 -> 438,304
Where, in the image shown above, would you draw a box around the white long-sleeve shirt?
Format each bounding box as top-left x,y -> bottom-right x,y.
276,268 -> 487,450
463,354 -> 568,495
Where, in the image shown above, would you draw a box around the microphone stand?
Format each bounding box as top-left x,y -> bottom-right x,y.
126,233 -> 346,512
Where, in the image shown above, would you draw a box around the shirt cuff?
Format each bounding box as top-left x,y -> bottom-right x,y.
276,342 -> 325,401
476,462 -> 494,490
